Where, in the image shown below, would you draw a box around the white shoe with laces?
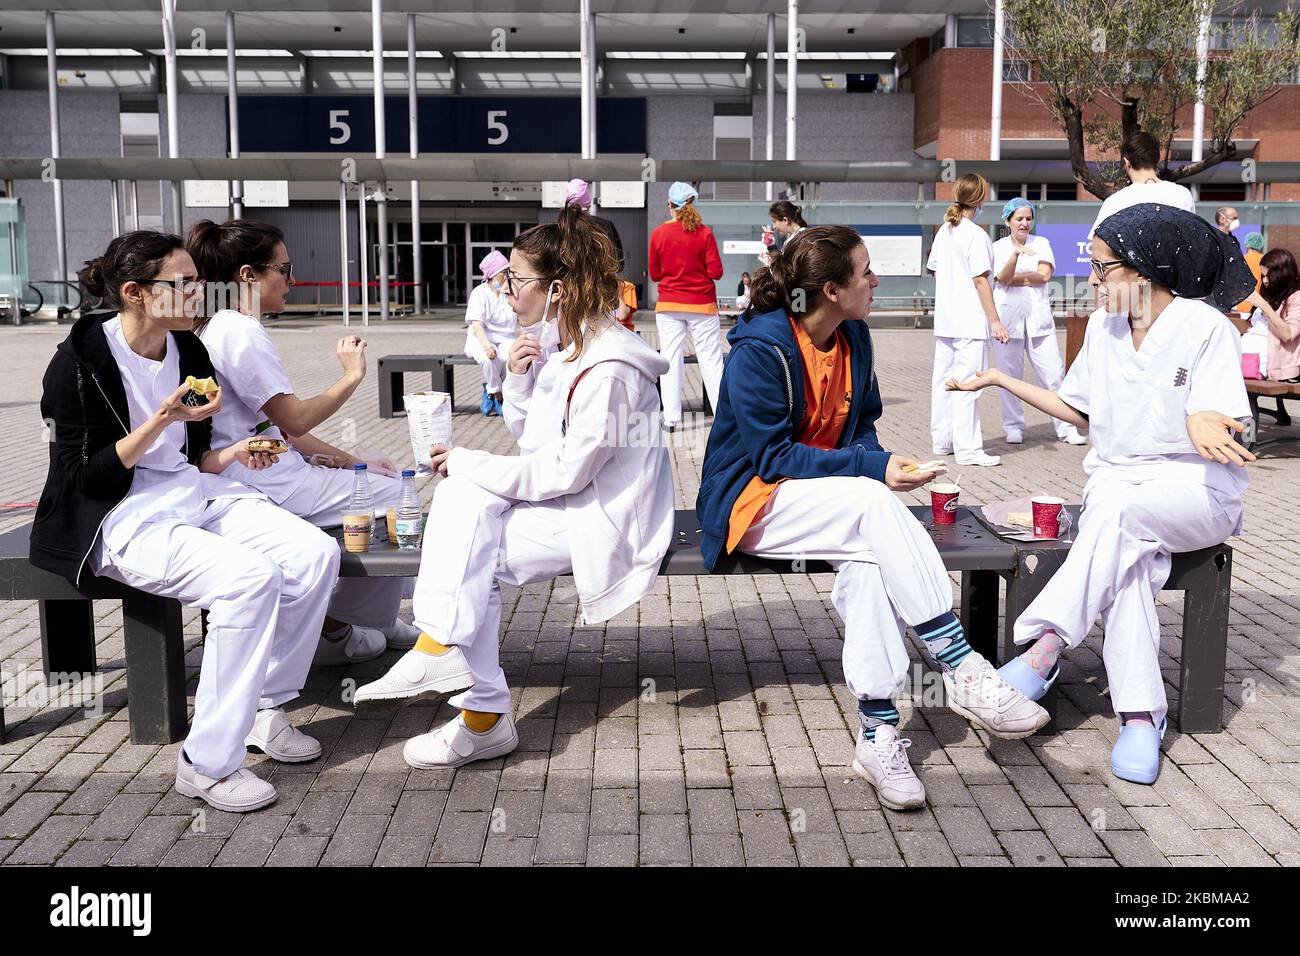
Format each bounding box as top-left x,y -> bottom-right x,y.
404,711 -> 519,769
175,752 -> 277,813
314,624 -> 387,665
851,723 -> 926,811
1060,429 -> 1088,446
379,619 -> 422,650
944,652 -> 1050,739
955,452 -> 1002,467
244,708 -> 321,763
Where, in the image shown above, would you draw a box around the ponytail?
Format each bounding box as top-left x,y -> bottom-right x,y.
944,173 -> 989,226
674,200 -> 703,233
768,200 -> 807,229
747,225 -> 862,316
513,202 -> 621,361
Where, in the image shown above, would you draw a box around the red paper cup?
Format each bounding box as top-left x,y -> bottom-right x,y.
1031,496 -> 1065,539
930,483 -> 960,526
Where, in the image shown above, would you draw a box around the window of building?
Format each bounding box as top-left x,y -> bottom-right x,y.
1198,184 -> 1248,202
957,17 -> 994,48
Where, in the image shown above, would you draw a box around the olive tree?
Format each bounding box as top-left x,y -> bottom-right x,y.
999,0 -> 1300,197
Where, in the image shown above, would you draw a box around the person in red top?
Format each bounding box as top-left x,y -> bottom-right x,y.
649,181 -> 725,430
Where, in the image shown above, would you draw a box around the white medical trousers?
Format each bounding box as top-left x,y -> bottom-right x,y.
931,335 -> 988,456
278,467 -> 409,629
1011,475 -> 1242,725
989,333 -> 1077,440
94,496 -> 339,779
410,475 -> 571,714
736,476 -> 956,702
655,310 -> 725,425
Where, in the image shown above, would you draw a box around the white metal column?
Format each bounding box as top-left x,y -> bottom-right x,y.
340,181 -> 351,326
161,0 -> 182,232
990,0 -> 1004,161
359,185 -> 370,326
587,9 -> 597,158
786,1 -> 798,162
109,181 -> 120,238
765,13 -> 775,201
408,14 -> 423,314
227,12 -> 243,218
1191,3 -> 1211,200
372,0 -> 390,320
45,12 -> 66,283
579,0 -> 592,160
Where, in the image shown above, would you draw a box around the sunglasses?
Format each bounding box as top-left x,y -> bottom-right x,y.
260,261 -> 293,279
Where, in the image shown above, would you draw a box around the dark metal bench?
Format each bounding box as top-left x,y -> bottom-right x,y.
974,506 -> 1233,734
378,354 -> 476,418
0,523 -> 186,745
1243,379 -> 1300,452
0,502 -> 1233,744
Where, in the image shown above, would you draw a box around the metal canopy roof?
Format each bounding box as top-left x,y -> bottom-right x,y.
0,156 -> 1288,185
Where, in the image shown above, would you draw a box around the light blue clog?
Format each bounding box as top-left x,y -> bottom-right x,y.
1110,717 -> 1168,785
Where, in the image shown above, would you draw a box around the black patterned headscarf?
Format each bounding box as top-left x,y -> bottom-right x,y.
1094,203 -> 1257,310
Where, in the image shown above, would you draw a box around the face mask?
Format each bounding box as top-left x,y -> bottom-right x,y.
535,280 -> 562,351
972,206 -> 984,222
1228,219 -> 1241,232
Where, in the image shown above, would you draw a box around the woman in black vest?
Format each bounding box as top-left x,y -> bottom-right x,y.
30,231 -> 339,814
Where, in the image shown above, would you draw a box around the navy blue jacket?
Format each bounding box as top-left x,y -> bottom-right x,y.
695,307 -> 892,571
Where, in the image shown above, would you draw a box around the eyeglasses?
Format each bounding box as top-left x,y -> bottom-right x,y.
149,277 -> 205,296
1090,258 -> 1126,281
260,261 -> 293,279
502,267 -> 546,296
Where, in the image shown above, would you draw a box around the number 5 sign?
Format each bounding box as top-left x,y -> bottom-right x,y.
487,110 -> 509,146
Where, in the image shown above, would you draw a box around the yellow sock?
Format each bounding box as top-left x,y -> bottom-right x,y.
413,632 -> 451,656
461,709 -> 501,733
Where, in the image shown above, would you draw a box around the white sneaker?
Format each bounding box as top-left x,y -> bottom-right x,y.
314,624 -> 387,666
175,752 -> 276,813
851,724 -> 926,811
1060,429 -> 1088,446
352,645 -> 475,708
1005,431 -> 1024,444
932,446 -> 953,457
404,711 -> 519,769
379,619 -> 422,650
943,652 -> 1050,739
244,708 -> 321,763
954,452 -> 1002,467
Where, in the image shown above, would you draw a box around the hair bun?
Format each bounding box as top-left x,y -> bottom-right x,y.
78,257 -> 107,297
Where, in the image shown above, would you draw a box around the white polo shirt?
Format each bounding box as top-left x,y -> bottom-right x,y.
992,234 -> 1056,339
1059,300 -> 1251,500
199,309 -> 314,502
927,217 -> 995,340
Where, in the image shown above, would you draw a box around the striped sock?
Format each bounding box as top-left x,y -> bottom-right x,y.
915,610 -> 973,673
858,699 -> 900,742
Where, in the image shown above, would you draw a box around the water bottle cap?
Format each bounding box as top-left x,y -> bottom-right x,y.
354,462 -> 366,470
402,469 -> 415,478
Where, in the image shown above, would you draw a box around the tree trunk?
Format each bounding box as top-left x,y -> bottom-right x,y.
1062,98 -> 1115,199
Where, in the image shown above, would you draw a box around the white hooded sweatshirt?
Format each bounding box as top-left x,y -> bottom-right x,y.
445,320 -> 674,624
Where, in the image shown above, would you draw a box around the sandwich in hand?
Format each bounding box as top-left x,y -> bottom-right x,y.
247,437 -> 290,455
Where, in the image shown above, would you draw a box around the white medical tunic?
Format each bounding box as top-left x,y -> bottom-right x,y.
1059,300 -> 1251,504
927,217 -> 995,340
200,309 -> 314,501
92,316 -> 258,572
465,281 -> 518,345
992,234 -> 1056,339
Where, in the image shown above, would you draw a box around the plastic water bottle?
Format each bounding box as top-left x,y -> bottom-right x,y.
342,463 -> 375,553
395,469 -> 424,550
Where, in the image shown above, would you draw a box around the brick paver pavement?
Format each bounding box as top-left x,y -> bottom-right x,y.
2,316 -> 1298,867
